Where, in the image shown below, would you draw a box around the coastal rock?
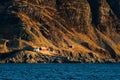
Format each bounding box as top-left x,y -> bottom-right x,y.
0,0 -> 120,63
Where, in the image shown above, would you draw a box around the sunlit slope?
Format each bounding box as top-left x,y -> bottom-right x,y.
0,0 -> 120,63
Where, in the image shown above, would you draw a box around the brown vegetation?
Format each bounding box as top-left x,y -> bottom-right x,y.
0,0 -> 120,63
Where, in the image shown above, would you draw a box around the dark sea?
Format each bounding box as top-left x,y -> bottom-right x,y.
0,64 -> 120,80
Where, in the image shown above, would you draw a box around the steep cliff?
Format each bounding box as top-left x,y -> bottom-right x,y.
0,0 -> 120,63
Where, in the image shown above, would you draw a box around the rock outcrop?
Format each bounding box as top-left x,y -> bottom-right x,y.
0,0 -> 120,63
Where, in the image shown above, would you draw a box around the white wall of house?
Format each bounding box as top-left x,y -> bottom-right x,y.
33,48 -> 40,52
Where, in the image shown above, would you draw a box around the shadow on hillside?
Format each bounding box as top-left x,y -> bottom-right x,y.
104,42 -> 116,58
0,50 -> 22,59
0,46 -> 34,60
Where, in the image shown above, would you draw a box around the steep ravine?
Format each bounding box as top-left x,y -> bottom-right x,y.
0,0 -> 120,63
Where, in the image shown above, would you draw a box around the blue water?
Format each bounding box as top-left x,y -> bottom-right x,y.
0,64 -> 120,80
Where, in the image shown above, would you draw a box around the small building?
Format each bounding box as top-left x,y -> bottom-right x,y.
40,47 -> 47,51
33,46 -> 48,52
33,48 -> 40,52
48,47 -> 54,52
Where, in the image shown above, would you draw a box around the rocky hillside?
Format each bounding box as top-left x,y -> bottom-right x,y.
0,0 -> 120,63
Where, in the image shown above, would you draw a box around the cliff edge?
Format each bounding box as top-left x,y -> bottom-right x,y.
0,0 -> 120,63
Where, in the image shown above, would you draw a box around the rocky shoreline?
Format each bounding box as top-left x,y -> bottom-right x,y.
0,50 -> 120,64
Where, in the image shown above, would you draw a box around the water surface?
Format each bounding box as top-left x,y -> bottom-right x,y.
0,64 -> 120,80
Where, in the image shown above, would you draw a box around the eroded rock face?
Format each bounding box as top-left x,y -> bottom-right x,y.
56,0 -> 91,32
0,0 -> 120,63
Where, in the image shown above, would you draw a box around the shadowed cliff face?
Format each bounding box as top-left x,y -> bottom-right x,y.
0,0 -> 120,63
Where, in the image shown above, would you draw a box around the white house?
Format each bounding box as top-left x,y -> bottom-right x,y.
33,48 -> 40,52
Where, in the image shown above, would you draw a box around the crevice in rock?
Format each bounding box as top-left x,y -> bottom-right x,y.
104,42 -> 116,58
106,0 -> 120,19
87,0 -> 99,26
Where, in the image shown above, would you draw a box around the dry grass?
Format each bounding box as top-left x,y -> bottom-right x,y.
96,29 -> 120,56
0,0 -> 119,62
